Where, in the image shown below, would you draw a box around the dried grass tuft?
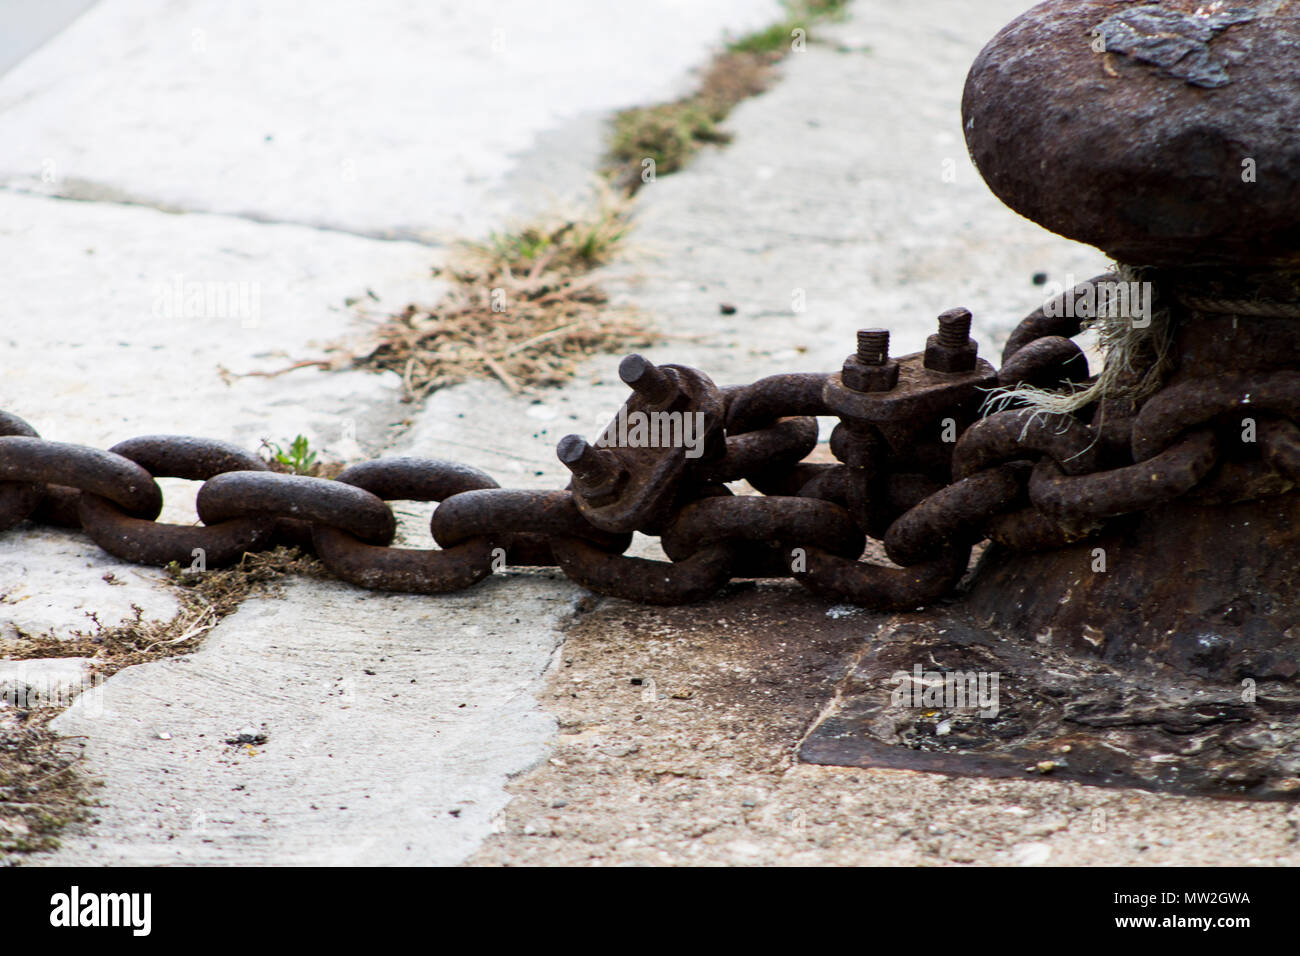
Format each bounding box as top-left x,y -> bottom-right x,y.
348,194 -> 654,401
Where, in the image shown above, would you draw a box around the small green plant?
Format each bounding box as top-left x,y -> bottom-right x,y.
728,0 -> 850,54
473,192 -> 633,275
487,226 -> 555,264
262,434 -> 317,475
727,22 -> 793,54
610,101 -> 730,177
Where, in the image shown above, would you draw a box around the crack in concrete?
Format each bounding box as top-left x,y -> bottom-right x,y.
0,182 -> 448,247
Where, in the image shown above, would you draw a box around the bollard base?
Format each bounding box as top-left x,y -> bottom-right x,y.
965,490 -> 1300,682
800,491 -> 1300,799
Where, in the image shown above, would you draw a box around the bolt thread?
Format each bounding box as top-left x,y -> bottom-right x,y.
856,329 -> 889,366
937,308 -> 972,347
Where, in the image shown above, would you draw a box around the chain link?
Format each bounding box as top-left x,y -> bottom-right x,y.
3,307 -> 1297,609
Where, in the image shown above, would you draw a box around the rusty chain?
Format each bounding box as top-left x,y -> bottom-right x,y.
1,293 -> 1294,610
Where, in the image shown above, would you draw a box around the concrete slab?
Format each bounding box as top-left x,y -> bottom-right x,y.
46,574 -> 580,865
0,528 -> 179,648
0,191 -> 435,454
0,655 -> 94,708
0,0 -> 98,78
0,0 -> 784,241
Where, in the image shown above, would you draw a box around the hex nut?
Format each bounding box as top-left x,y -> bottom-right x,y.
842,355 -> 900,392
924,335 -> 978,373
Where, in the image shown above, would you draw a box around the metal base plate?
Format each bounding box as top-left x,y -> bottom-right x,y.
800,613 -> 1300,800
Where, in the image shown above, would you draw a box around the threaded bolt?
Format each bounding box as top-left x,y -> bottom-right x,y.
556,434 -> 623,488
856,329 -> 890,366
937,308 -> 973,347
619,354 -> 677,405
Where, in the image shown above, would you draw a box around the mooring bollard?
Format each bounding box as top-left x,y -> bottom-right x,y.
955,0 -> 1300,678
799,1 -> 1300,797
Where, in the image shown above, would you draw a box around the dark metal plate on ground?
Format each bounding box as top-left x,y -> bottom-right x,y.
799,616 -> 1300,800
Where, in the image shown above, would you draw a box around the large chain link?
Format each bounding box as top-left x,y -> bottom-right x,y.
2,295 -> 1294,609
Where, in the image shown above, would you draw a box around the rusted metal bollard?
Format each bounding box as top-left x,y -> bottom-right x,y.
802,0 -> 1300,797
960,0 -> 1300,678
